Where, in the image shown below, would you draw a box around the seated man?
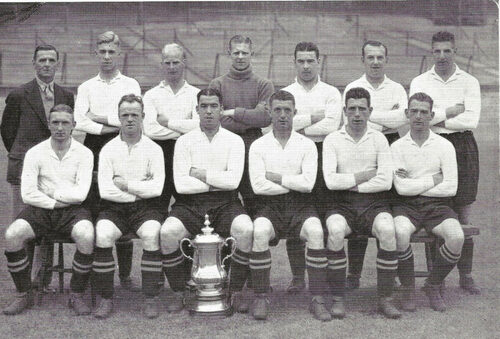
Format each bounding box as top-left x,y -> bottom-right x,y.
249,90 -> 330,321
160,88 -> 253,313
3,104 -> 94,316
323,87 -> 400,319
92,94 -> 165,319
392,92 -> 464,312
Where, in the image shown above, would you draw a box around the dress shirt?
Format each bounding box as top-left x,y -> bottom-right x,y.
143,80 -> 200,140
173,127 -> 244,194
344,74 -> 408,134
74,71 -> 141,135
409,65 -> 481,134
249,131 -> 317,195
21,138 -> 93,209
98,134 -> 165,203
391,131 -> 457,197
323,127 -> 393,193
280,78 -> 342,142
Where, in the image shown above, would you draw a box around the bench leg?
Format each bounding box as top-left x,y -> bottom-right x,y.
58,243 -> 65,293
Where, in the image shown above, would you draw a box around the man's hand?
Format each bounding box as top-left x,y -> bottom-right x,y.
101,125 -> 120,134
39,182 -> 55,198
265,172 -> 282,185
311,112 -> 325,124
354,169 -> 377,185
157,115 -> 169,127
190,167 -> 207,183
87,111 -> 108,125
54,201 -> 70,209
113,176 -> 128,192
395,168 -> 409,178
445,103 -> 465,119
432,173 -> 443,186
222,109 -> 235,117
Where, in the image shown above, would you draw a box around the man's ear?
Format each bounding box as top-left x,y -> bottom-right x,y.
404,108 -> 410,119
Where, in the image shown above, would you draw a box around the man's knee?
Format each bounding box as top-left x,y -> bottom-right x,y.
95,220 -> 121,247
231,215 -> 254,241
5,219 -> 34,249
394,217 -> 414,251
440,219 -> 465,250
253,218 -> 273,246
326,215 -> 347,241
138,220 -> 161,250
72,220 -> 95,251
302,218 -> 324,244
160,217 -> 187,245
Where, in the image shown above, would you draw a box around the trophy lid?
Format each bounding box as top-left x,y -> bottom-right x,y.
193,215 -> 223,244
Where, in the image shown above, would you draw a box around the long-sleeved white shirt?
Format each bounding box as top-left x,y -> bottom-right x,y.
409,65 -> 481,134
74,71 -> 141,135
173,127 -> 244,194
249,131 -> 317,195
323,127 -> 393,193
143,80 -> 200,140
276,78 -> 342,142
98,134 -> 165,203
391,131 -> 457,197
344,74 -> 408,135
21,138 -> 93,209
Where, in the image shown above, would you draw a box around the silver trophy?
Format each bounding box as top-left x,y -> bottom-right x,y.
180,215 -> 236,317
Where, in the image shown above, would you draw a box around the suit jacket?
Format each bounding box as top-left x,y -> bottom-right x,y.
1,79 -> 74,184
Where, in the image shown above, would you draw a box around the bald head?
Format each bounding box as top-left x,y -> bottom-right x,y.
161,43 -> 186,83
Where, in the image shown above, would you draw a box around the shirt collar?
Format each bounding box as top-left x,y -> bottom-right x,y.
268,130 -> 298,149
429,64 -> 462,82
46,137 -> 77,159
338,125 -> 374,144
197,126 -> 223,142
402,130 -> 438,147
293,76 -> 322,92
35,76 -> 54,92
360,74 -> 389,90
97,70 -> 123,83
159,80 -> 187,94
118,132 -> 146,148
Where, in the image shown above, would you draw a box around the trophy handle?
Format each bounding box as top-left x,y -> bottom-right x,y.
180,238 -> 194,261
221,236 -> 236,268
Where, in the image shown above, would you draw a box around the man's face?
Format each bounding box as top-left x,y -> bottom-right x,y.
197,95 -> 222,131
295,51 -> 320,83
432,41 -> 455,74
96,42 -> 120,72
118,101 -> 144,136
271,99 -> 295,132
406,99 -> 434,132
33,50 -> 59,82
229,43 -> 252,71
161,47 -> 185,83
49,111 -> 75,142
344,98 -> 372,131
362,45 -> 387,79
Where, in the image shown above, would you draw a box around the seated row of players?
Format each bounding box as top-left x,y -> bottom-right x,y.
3,87 -> 464,323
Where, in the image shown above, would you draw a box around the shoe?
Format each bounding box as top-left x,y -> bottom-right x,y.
94,298 -> 114,319
286,277 -> 306,294
346,275 -> 360,290
400,288 -> 416,312
309,296 -> 331,322
120,276 -> 141,292
330,296 -> 346,319
68,292 -> 91,316
3,291 -> 34,315
231,291 -> 249,313
252,293 -> 270,320
144,297 -> 159,319
459,276 -> 481,295
166,291 -> 184,313
423,282 -> 446,312
379,297 -> 401,319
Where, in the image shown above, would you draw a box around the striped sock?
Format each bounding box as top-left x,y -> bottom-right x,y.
229,249 -> 250,293
141,250 -> 162,297
457,237 -> 473,275
397,246 -> 415,288
306,248 -> 328,296
70,250 -> 93,293
92,247 -> 115,299
162,249 -> 187,292
5,249 -> 31,293
249,250 -> 272,294
428,244 -> 461,285
327,249 -> 347,297
376,249 -> 398,297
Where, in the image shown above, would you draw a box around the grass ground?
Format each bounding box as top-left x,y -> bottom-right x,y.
0,90 -> 498,338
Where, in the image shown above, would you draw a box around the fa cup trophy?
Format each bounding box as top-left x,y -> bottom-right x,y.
180,215 -> 236,317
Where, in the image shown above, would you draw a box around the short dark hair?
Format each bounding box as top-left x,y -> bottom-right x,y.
33,45 -> 59,61
408,92 -> 434,112
269,90 -> 295,107
361,40 -> 388,58
49,104 -> 73,120
228,35 -> 252,51
432,31 -> 455,46
197,88 -> 223,105
294,42 -> 320,60
345,87 -> 371,108
118,94 -> 144,112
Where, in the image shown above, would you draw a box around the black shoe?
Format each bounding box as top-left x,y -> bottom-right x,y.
459,276 -> 481,295
346,275 -> 360,290
309,296 -> 331,322
68,292 -> 91,316
3,291 -> 34,315
330,296 -> 346,319
166,291 -> 184,313
286,277 -> 306,293
94,298 -> 114,319
144,297 -> 159,319
423,281 -> 446,312
120,276 -> 141,292
252,293 -> 270,320
378,297 -> 401,319
400,288 -> 416,312
231,291 -> 250,313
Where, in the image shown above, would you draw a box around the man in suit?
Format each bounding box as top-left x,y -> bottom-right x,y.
1,44 -> 75,288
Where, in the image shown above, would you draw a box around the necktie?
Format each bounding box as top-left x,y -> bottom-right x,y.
43,84 -> 54,101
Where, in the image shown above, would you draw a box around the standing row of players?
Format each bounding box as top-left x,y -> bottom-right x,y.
1,30 -> 480,320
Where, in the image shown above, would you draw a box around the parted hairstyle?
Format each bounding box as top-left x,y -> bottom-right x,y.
408,92 -> 434,112
344,87 -> 371,108
432,31 -> 455,46
228,35 -> 253,50
269,90 -> 295,107
49,104 -> 73,120
197,88 -> 223,105
97,31 -> 120,47
361,40 -> 388,58
33,44 -> 59,61
118,94 -> 144,112
294,42 -> 320,60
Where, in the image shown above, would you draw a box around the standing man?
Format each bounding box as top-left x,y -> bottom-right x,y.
280,42 -> 342,293
1,44 -> 75,288
410,31 -> 481,294
92,94 -> 165,319
143,43 -> 200,208
343,40 -> 409,290
3,104 -> 94,316
209,35 -> 274,217
323,87 -> 400,319
160,88 -> 254,314
249,90 -> 330,322
392,92 -> 464,312
74,31 -> 142,290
